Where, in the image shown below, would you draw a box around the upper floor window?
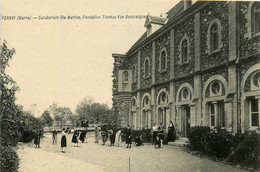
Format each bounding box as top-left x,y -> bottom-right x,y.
253,4 -> 260,35
143,96 -> 149,107
123,71 -> 128,83
182,40 -> 188,62
207,19 -> 223,53
158,92 -> 168,105
179,35 -> 190,64
132,65 -> 136,83
210,23 -> 218,52
144,58 -> 150,78
159,49 -> 167,72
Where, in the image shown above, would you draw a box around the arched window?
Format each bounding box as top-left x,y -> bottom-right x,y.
123,71 -> 128,83
131,99 -> 136,108
207,19 -> 222,53
143,96 -> 149,107
210,23 -> 218,52
159,92 -> 168,105
181,39 -> 188,63
144,58 -> 150,78
132,65 -> 136,83
253,4 -> 260,35
160,50 -> 167,71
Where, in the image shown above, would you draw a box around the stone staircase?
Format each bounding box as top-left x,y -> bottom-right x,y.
168,137 -> 189,147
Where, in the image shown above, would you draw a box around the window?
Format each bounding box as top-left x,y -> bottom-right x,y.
253,4 -> 260,35
209,102 -> 225,127
253,71 -> 260,88
144,58 -> 150,78
210,103 -> 215,126
131,99 -> 136,108
123,71 -> 128,83
132,66 -> 136,83
210,23 -> 218,52
143,96 -> 149,107
160,50 -> 167,71
181,39 -> 188,63
207,19 -> 222,53
182,88 -> 189,100
159,92 -> 168,104
212,82 -> 220,95
250,98 -> 259,127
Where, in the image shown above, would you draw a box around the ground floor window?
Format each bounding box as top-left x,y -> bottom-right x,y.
209,101 -> 225,128
250,98 -> 259,127
158,108 -> 166,128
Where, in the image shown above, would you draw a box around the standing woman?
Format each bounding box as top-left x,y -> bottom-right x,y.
167,121 -> 176,142
152,123 -> 159,145
125,125 -> 132,148
79,130 -> 87,143
72,130 -> 79,147
61,128 -> 67,153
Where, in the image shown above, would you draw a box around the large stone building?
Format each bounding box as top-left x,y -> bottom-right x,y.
112,1 -> 260,136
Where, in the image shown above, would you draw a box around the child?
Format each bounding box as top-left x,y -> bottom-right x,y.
52,130 -> 57,144
71,130 -> 79,147
101,130 -> 107,145
134,135 -> 143,146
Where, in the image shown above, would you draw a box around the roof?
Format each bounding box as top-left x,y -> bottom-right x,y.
166,1 -> 184,20
144,15 -> 168,27
126,32 -> 147,54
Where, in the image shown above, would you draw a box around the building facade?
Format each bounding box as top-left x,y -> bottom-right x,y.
112,1 -> 260,136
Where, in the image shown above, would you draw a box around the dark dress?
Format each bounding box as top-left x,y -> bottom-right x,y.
72,131 -> 79,143
34,133 -> 40,145
110,130 -> 116,145
79,131 -> 87,143
125,128 -> 132,144
167,123 -> 176,142
61,131 -> 67,147
134,137 -> 143,146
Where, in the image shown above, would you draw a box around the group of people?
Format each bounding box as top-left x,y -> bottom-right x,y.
152,121 -> 176,148
98,126 -> 123,147
34,121 -> 176,153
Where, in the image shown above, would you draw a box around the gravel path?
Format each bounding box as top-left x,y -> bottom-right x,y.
17,133 -> 248,172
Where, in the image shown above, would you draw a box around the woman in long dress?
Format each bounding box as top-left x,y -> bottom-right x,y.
115,129 -> 122,147
125,125 -> 132,148
79,130 -> 87,143
61,128 -> 67,153
72,130 -> 79,147
167,121 -> 176,142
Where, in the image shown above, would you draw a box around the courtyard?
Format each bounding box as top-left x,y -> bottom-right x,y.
17,133 -> 247,172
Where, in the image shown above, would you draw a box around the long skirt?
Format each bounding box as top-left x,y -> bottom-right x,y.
61,135 -> 67,147
126,135 -> 132,144
167,130 -> 176,142
153,131 -> 158,142
110,134 -> 116,145
72,135 -> 78,143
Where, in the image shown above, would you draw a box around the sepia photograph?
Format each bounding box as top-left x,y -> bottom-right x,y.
0,0 -> 260,171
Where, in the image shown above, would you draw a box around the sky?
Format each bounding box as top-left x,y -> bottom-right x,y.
1,0 -> 178,116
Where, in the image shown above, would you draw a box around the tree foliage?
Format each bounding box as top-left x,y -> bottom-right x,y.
0,40 -> 19,172
40,110 -> 54,127
49,103 -> 73,127
75,96 -> 114,124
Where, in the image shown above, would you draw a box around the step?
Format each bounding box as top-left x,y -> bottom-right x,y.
168,141 -> 188,147
178,137 -> 189,143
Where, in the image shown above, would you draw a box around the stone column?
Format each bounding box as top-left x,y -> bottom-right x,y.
213,101 -> 219,127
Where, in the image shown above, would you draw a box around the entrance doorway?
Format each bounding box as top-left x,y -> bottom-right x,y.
182,105 -> 190,137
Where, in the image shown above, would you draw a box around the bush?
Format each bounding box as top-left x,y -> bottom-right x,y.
188,126 -> 241,158
227,131 -> 260,170
19,111 -> 44,143
0,145 -> 19,172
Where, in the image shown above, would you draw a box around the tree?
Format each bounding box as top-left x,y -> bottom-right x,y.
41,110 -> 54,128
50,105 -> 73,128
0,40 -> 20,172
75,96 -> 94,123
75,96 -> 113,125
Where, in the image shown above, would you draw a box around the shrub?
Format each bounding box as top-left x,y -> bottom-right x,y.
0,145 -> 19,172
188,126 -> 211,151
227,131 -> 260,170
